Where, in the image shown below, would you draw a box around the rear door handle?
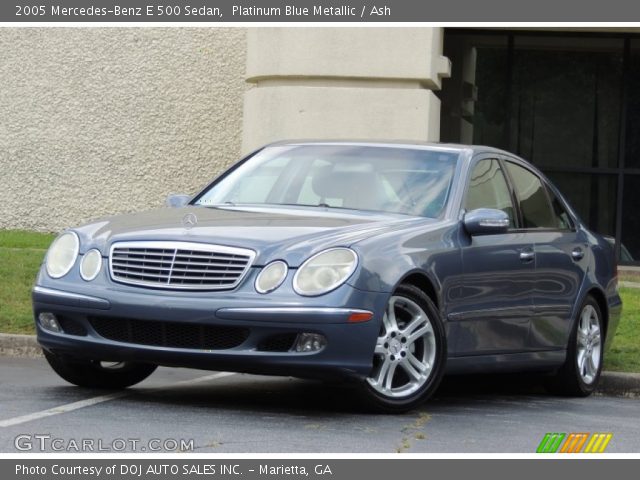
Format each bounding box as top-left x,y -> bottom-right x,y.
571,247 -> 585,261
519,248 -> 535,262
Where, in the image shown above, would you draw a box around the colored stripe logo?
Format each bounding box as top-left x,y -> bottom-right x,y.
537,433 -> 612,453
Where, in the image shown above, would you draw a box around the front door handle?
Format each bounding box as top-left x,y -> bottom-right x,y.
519,249 -> 535,262
571,247 -> 585,261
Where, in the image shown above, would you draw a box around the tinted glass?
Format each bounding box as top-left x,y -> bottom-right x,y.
465,159 -> 516,228
505,162 -> 556,229
195,145 -> 459,218
546,188 -> 574,230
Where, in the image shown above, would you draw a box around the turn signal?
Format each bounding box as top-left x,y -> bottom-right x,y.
348,311 -> 373,323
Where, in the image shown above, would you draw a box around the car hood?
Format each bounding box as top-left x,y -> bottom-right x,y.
73,205 -> 433,266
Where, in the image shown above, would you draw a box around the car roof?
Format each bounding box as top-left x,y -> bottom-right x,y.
264,139 -> 518,160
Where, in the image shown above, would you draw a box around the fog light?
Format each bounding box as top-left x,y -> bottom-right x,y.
38,312 -> 61,333
294,333 -> 327,353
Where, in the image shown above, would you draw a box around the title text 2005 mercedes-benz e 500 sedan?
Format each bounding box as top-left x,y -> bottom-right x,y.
33,142 -> 621,412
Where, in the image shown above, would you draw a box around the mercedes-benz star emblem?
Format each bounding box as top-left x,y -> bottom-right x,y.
182,212 -> 198,230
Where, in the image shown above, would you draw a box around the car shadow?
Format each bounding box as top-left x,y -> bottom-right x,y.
77,371 -> 556,417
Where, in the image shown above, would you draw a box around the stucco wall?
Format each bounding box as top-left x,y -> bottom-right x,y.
242,28 -> 450,153
0,28 -> 246,232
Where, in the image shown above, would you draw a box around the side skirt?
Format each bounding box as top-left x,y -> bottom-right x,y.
445,350 -> 566,375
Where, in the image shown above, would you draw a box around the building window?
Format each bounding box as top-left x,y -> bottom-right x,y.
440,30 -> 640,264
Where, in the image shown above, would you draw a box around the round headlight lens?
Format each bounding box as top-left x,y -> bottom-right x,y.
80,249 -> 102,281
255,260 -> 288,294
293,248 -> 358,296
45,232 -> 80,279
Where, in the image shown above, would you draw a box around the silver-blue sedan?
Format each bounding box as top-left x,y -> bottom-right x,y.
33,141 -> 622,412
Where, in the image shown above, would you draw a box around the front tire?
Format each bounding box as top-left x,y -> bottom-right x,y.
546,296 -> 604,396
43,350 -> 157,389
361,284 -> 447,413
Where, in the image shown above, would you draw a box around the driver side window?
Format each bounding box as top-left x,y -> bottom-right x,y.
465,159 -> 516,228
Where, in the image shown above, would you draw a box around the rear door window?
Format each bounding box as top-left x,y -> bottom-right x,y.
505,162 -> 557,229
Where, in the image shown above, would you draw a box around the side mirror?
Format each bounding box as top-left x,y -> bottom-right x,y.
165,194 -> 191,208
464,208 -> 510,236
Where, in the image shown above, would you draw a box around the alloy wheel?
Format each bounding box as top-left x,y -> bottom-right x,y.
366,295 -> 437,398
576,304 -> 602,385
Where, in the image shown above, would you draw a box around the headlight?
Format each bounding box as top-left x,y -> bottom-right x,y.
45,232 -> 79,279
80,249 -> 102,281
255,260 -> 288,294
293,248 -> 358,296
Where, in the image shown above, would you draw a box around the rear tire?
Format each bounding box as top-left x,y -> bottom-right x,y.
43,350 -> 157,389
546,296 -> 604,396
360,284 -> 447,413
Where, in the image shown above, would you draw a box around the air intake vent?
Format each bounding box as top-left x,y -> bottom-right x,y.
89,317 -> 250,350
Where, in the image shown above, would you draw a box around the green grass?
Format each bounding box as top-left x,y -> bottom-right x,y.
605,287 -> 640,372
0,230 -> 638,372
0,230 -> 55,249
0,230 -> 54,334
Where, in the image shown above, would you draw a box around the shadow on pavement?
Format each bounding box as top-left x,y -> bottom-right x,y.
53,371 -> 556,416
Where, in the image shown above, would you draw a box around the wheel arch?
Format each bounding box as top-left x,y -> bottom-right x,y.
396,270 -> 440,311
585,287 -> 609,339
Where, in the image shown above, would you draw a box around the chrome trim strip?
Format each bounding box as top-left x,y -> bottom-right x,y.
109,241 -> 256,291
218,307 -> 373,315
447,306 -> 531,322
33,286 -> 107,304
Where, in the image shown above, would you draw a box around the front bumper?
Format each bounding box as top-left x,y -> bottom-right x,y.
33,276 -> 386,380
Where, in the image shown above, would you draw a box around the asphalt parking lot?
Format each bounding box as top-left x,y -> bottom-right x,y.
1,356 -> 639,453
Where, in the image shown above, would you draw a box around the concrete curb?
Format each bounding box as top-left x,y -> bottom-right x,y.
0,333 -> 42,358
0,333 -> 639,397
597,371 -> 640,398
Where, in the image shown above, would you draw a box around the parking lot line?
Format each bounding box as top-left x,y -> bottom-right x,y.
0,371 -> 235,428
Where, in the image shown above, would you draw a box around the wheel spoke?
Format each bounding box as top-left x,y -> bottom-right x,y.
577,330 -> 588,347
591,333 -> 602,348
384,363 -> 398,391
373,357 -> 391,386
408,324 -> 432,344
407,352 -> 429,374
577,350 -> 587,376
587,353 -> 598,377
383,298 -> 399,333
403,314 -> 425,337
402,358 -> 423,382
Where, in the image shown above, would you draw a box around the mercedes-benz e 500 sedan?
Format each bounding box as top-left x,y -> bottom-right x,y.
34,142 -> 621,412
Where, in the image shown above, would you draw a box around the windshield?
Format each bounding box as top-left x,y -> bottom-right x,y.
194,145 -> 459,218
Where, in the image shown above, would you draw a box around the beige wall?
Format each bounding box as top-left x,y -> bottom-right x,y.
0,28 -> 246,232
242,28 -> 450,153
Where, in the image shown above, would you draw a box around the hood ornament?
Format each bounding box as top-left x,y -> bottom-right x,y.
182,212 -> 198,230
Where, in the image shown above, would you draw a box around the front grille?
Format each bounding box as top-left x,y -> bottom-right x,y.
109,241 -> 255,290
89,317 -> 250,350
